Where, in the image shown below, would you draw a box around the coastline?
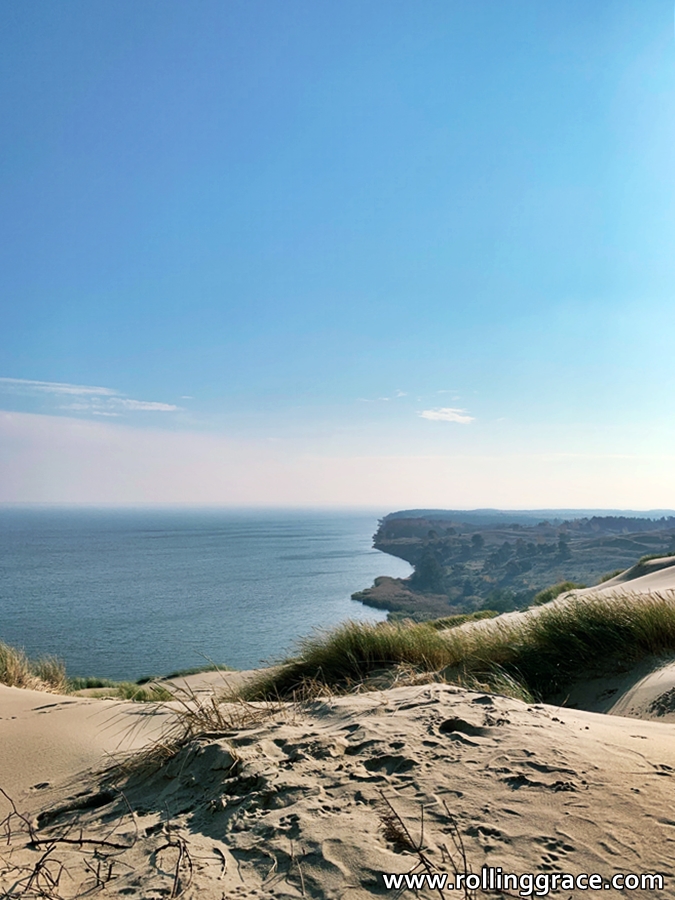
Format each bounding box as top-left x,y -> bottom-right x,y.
352,575 -> 459,619
0,508 -> 404,681
3,532 -> 675,895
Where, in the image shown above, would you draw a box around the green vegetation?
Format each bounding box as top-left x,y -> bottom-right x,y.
478,588 -> 533,613
0,641 -> 174,701
0,641 -> 67,692
67,676 -> 119,690
598,569 -> 623,583
137,663 -> 233,683
242,591 -> 675,702
70,680 -> 174,701
532,581 -> 585,606
242,620 -> 459,700
365,512 -> 675,619
426,610 -> 499,630
637,553 -> 673,566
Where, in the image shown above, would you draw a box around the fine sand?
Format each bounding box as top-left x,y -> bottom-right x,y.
3,563 -> 675,897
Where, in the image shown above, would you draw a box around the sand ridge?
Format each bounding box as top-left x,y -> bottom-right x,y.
2,683 -> 675,897
4,559 -> 675,896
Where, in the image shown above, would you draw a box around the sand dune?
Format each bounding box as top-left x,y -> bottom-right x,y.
574,555 -> 675,597
540,558 -> 675,724
0,685 -> 170,797
3,562 -> 675,896
1,684 -> 673,898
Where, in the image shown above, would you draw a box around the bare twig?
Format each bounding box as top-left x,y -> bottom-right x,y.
29,835 -> 134,851
213,845 -> 227,878
156,835 -> 193,899
0,787 -> 37,846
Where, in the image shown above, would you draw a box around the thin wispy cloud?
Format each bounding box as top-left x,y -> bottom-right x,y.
113,398 -> 178,411
419,407 -> 475,424
0,377 -> 179,415
0,377 -> 117,396
357,390 -> 407,403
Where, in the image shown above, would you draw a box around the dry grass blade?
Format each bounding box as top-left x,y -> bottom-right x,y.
377,794 -> 523,900
0,788 -> 38,847
378,793 -> 449,900
0,785 -> 141,899
440,801 -> 476,900
0,642 -> 67,694
104,678 -> 284,781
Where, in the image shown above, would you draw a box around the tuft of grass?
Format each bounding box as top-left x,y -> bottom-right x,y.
427,610 -> 499,630
598,569 -> 623,583
71,680 -> 174,702
68,676 -> 118,690
241,591 -> 675,703
0,641 -> 67,693
107,681 -> 282,779
0,642 -> 220,704
637,553 -> 673,566
243,620 -> 455,700
508,592 -> 675,696
136,663 -> 234,684
532,581 -> 585,606
110,682 -> 174,702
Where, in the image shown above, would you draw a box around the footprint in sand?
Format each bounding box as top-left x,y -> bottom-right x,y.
362,755 -> 416,775
466,824 -> 511,845
438,717 -> 489,738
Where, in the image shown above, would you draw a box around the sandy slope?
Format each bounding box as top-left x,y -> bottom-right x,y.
4,560 -> 675,896
456,558 -> 675,724
0,685 -> 171,798
551,559 -> 675,722
590,556 -> 675,593
2,684 -> 674,898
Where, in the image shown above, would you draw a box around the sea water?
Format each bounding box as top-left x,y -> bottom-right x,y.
0,508 -> 411,680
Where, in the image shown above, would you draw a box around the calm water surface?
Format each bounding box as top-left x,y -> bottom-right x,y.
0,509 -> 411,680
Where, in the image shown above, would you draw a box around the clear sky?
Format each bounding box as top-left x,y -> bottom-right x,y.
2,1 -> 675,508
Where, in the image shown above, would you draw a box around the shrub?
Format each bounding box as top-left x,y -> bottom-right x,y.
69,677 -> 173,702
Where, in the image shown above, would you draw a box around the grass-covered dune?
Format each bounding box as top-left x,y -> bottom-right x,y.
0,642 -> 174,701
5,568 -> 675,709
243,590 -> 675,703
0,641 -> 68,693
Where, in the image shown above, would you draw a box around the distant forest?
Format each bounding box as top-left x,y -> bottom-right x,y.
352,512 -> 675,619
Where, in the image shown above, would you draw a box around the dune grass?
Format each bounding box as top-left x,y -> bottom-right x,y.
532,580 -> 585,606
598,569 -> 623,583
637,552 -> 674,565
0,643 -> 173,700
136,663 -> 233,684
426,609 -> 499,630
71,680 -> 174,702
241,590 -> 675,702
0,641 -> 68,693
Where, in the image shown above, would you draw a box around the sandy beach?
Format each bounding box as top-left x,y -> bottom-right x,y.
3,567 -> 675,897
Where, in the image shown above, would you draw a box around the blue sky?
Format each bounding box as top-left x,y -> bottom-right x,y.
1,1 -> 675,507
